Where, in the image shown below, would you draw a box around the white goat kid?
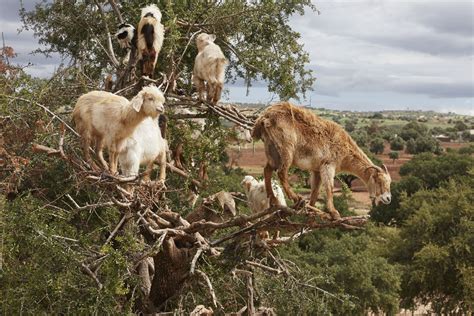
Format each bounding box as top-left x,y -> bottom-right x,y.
193,33 -> 228,104
118,117 -> 168,183
73,85 -> 165,175
241,175 -> 286,213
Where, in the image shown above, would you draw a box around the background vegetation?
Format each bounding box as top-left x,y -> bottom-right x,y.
1,1 -> 473,315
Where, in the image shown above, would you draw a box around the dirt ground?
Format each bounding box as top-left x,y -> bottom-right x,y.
227,141 -> 468,212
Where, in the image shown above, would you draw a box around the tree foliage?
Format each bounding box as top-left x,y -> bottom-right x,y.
372,152 -> 473,225
369,137 -> 384,155
390,136 -> 404,151
20,0 -> 315,99
391,179 -> 474,313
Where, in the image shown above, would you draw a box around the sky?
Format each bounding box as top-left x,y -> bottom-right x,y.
1,0 -> 473,115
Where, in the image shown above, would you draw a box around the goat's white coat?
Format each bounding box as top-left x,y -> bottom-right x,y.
241,175 -> 286,213
193,33 -> 228,104
72,85 -> 165,174
118,117 -> 168,181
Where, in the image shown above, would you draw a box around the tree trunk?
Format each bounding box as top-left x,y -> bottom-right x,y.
148,237 -> 194,311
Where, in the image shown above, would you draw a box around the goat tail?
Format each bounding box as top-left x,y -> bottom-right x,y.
252,115 -> 270,140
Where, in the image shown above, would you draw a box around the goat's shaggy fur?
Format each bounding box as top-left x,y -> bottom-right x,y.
252,102 -> 392,219
73,85 -> 165,175
193,33 -> 228,104
118,116 -> 168,182
137,4 -> 164,78
241,175 -> 286,214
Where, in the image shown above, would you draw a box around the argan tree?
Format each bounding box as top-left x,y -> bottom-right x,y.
0,1 -> 399,315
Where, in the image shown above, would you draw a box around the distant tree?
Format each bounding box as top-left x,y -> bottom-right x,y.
369,138 -> 385,154
391,179 -> 474,314
350,130 -> 369,147
414,136 -> 441,154
461,130 -> 473,142
400,121 -> 428,141
430,126 -> 445,136
344,120 -> 356,133
371,112 -> 383,119
390,137 -> 404,151
367,121 -> 381,135
405,138 -> 416,154
389,151 -> 399,163
399,152 -> 473,189
454,120 -> 468,131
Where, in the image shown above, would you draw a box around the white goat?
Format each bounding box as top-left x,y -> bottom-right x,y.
118,117 -> 168,182
241,175 -> 286,213
73,85 -> 165,175
193,33 -> 228,104
137,4 -> 164,78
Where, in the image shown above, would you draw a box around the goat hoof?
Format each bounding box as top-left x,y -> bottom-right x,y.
157,180 -> 167,189
330,210 -> 342,220
269,196 -> 280,207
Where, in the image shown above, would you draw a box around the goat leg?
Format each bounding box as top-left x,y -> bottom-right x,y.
264,164 -> 279,206
321,165 -> 341,220
309,171 -> 322,206
277,166 -> 301,204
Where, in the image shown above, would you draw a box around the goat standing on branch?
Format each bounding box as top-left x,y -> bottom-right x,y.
252,102 -> 392,219
73,85 -> 165,175
137,4 -> 164,78
115,23 -> 137,65
193,33 -> 228,104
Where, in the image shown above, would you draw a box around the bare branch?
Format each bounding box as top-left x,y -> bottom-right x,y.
93,0 -> 120,67
190,248 -> 203,275
104,214 -> 131,246
195,269 -> 217,308
81,263 -> 103,289
107,0 -> 124,24
1,95 -> 80,137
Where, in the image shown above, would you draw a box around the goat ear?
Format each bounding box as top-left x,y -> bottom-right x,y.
130,92 -> 144,112
209,34 -> 216,42
382,164 -> 389,174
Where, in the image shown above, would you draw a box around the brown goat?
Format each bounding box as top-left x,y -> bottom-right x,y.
252,102 -> 392,219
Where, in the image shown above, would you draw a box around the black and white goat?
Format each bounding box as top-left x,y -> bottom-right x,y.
115,23 -> 137,64
137,4 -> 164,78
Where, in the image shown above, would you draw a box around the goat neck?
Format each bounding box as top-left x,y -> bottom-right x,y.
116,105 -> 148,139
340,142 -> 376,184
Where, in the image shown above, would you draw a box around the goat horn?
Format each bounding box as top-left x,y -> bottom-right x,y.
365,166 -> 379,173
